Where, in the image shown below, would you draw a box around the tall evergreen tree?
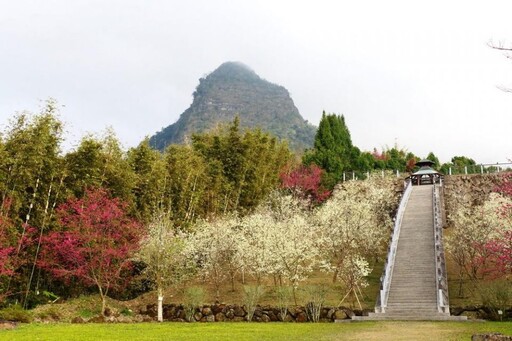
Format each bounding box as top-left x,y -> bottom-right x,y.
303,112 -> 358,188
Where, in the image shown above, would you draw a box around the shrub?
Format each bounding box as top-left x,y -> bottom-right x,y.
35,305 -> 62,321
479,280 -> 512,321
0,305 -> 33,323
303,285 -> 328,322
243,285 -> 265,321
183,287 -> 204,322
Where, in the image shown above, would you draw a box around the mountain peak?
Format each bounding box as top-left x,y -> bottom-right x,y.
207,61 -> 260,82
150,62 -> 316,151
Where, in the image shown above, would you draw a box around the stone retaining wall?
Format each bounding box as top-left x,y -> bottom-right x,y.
139,303 -> 362,322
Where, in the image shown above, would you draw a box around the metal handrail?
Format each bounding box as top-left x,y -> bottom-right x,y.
375,180 -> 412,313
432,182 -> 450,314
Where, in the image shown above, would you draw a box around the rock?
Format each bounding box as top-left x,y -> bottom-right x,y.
225,309 -> 235,319
215,313 -> 225,322
296,312 -> 308,322
450,306 -> 465,316
145,304 -> 157,318
261,314 -> 271,322
132,315 -> 144,323
342,308 -> 355,318
202,307 -> 212,316
88,315 -> 105,323
233,305 -> 245,317
71,316 -> 85,324
176,309 -> 186,320
267,310 -> 278,322
205,314 -> 215,322
212,304 -> 225,315
283,314 -> 294,322
116,315 -> 132,323
142,315 -> 154,322
163,305 -> 176,320
104,307 -> 113,317
288,307 -> 299,317
233,316 -> 245,322
193,312 -> 202,321
320,307 -> 330,319
253,307 -> 263,318
333,310 -> 348,320
327,308 -> 335,320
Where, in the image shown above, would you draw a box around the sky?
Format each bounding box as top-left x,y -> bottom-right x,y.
0,0 -> 511,164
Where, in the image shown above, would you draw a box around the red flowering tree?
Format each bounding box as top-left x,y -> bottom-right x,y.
496,173 -> 512,197
482,174 -> 512,278
40,188 -> 142,314
482,231 -> 512,278
0,221 -> 15,277
280,164 -> 331,205
0,199 -> 30,300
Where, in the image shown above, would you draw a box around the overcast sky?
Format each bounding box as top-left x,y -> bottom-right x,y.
1,0 -> 511,164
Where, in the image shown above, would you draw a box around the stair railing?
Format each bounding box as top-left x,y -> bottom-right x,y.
375,180 -> 412,313
433,182 -> 450,314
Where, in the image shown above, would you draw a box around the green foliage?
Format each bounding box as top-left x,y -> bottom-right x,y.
127,139 -> 167,223
183,287 -> 205,322
0,304 -> 33,323
190,117 -> 291,215
275,286 -> 292,321
34,305 -> 62,321
426,152 -> 440,169
64,130 -> 136,204
303,112 -> 359,188
479,280 -> 512,321
243,285 -> 265,321
303,285 -> 328,322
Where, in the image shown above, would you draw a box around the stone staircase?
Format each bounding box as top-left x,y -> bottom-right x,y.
352,185 -> 466,321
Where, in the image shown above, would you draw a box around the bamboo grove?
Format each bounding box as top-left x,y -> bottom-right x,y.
0,100 -> 291,308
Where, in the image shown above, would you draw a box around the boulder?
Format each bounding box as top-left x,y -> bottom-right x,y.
215,313 -> 225,322
296,312 -> 308,322
225,309 -> 235,319
261,314 -> 271,322
88,315 -> 105,323
333,309 -> 348,320
202,307 -> 212,316
71,316 -> 85,324
233,305 -> 246,317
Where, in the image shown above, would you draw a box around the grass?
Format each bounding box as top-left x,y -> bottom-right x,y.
1,321 -> 512,341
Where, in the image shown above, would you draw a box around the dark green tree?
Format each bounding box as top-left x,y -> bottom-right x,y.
425,152 -> 440,169
303,112 -> 358,188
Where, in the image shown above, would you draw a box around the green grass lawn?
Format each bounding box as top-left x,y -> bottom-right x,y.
1,321 -> 512,341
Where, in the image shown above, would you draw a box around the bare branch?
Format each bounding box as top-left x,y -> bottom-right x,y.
487,40 -> 512,51
497,85 -> 512,93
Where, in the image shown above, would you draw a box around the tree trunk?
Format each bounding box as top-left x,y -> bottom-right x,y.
157,287 -> 164,322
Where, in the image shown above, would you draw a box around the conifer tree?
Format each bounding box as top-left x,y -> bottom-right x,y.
303,112 -> 358,188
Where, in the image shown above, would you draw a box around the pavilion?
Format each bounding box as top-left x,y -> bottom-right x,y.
409,159 -> 442,185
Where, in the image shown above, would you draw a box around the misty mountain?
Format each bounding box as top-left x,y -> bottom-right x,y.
149,61 -> 316,150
